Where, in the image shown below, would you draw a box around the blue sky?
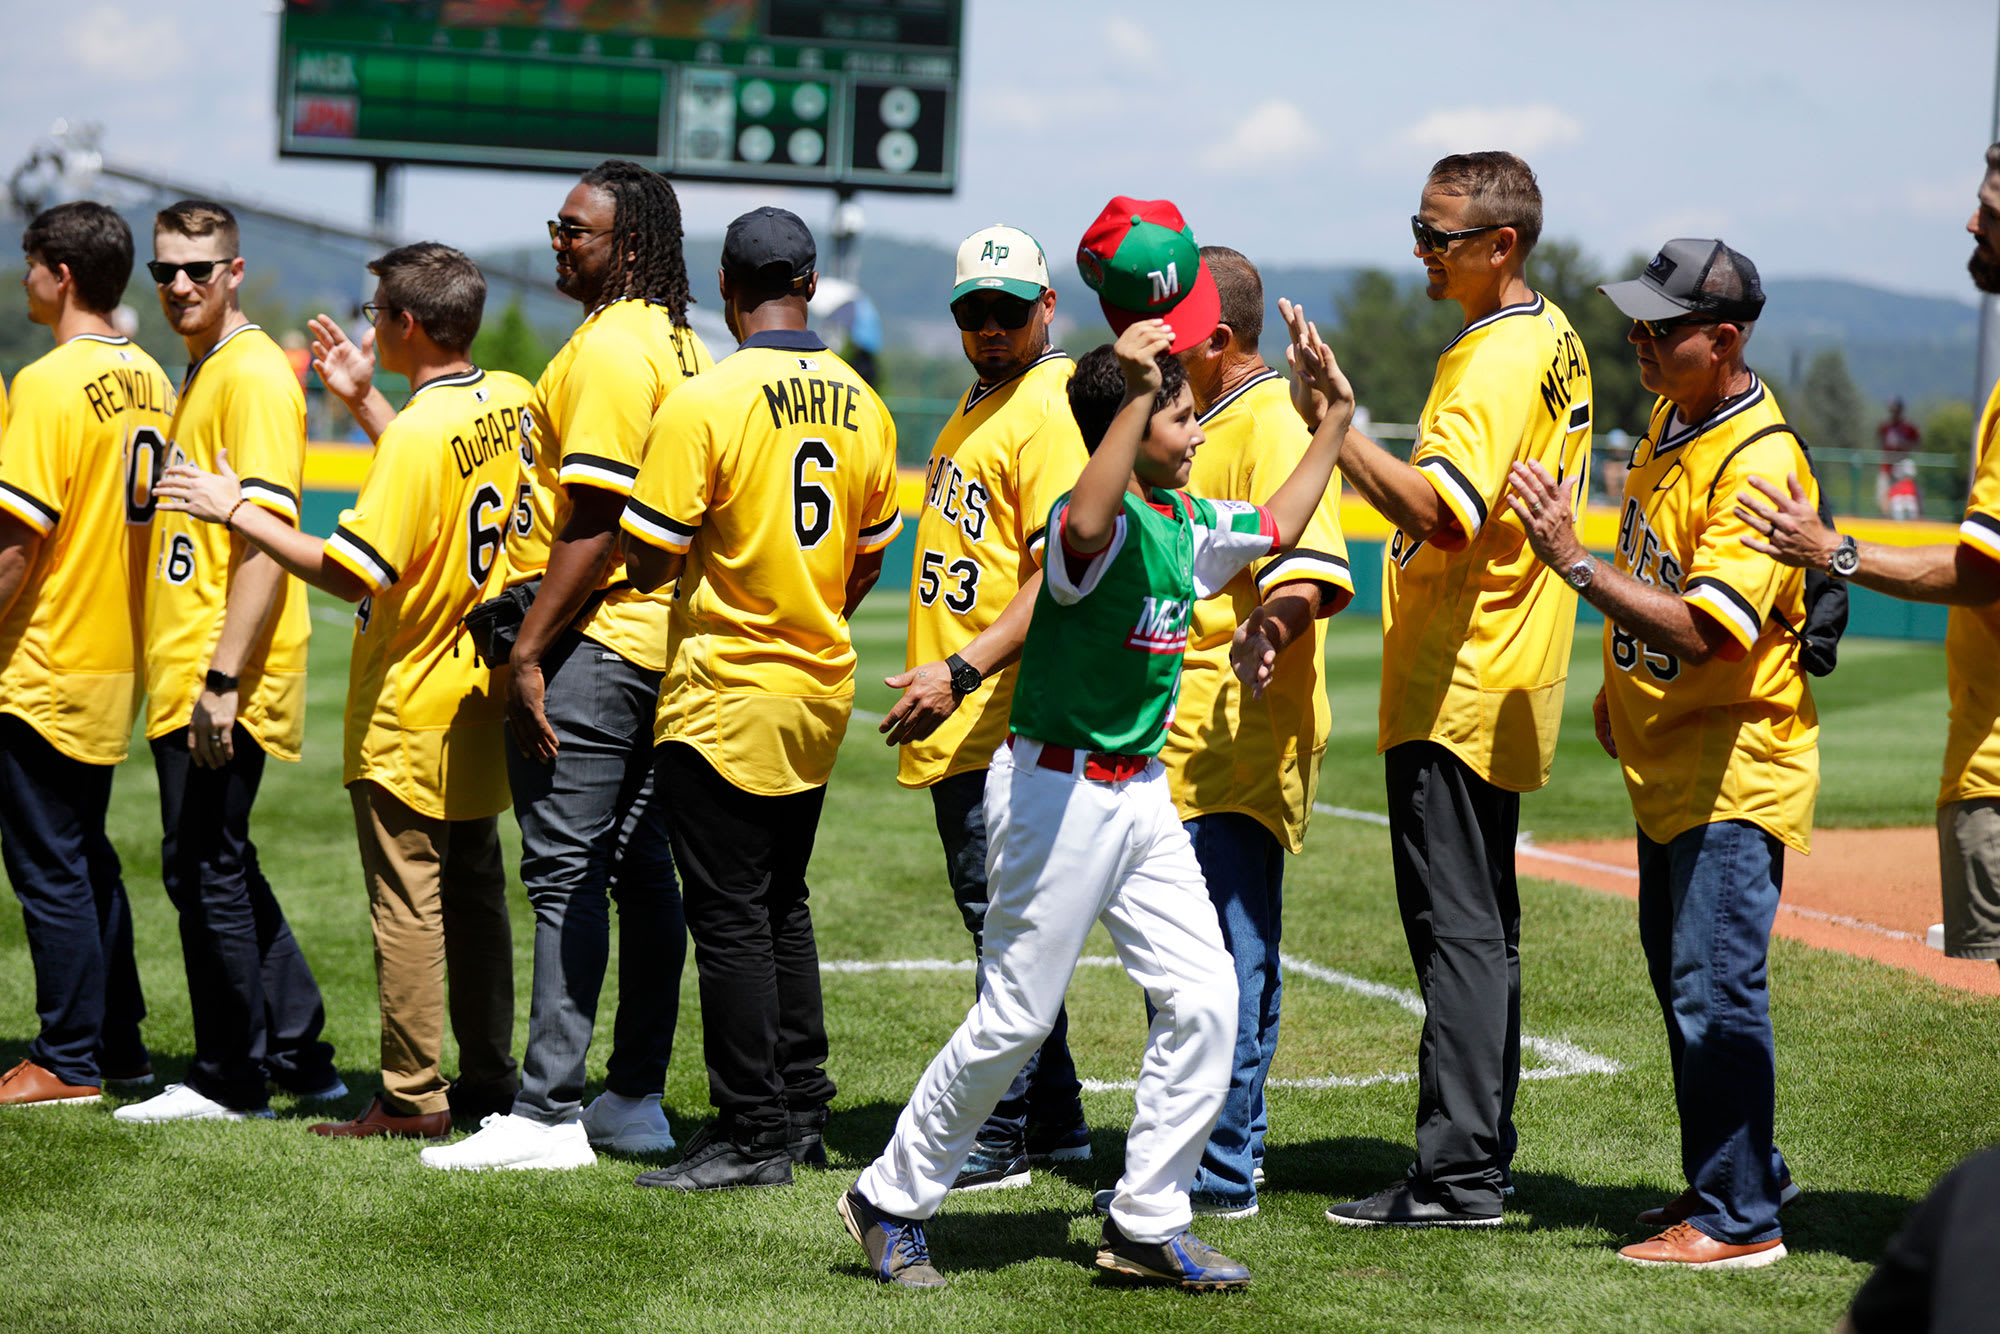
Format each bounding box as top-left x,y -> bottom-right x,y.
6,0 -> 1996,301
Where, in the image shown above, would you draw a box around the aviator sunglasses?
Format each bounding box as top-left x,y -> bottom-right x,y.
146,258 -> 235,284
950,292 -> 1037,332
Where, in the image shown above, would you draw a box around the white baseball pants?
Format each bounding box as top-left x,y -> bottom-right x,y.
856,736 -> 1238,1244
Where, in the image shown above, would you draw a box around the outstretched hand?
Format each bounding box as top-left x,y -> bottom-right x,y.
1504,460 -> 1586,568
308,312 -> 375,404
1736,474 -> 1839,569
154,448 -> 242,525
1279,298 -> 1354,434
879,661 -> 958,745
1230,605 -> 1283,699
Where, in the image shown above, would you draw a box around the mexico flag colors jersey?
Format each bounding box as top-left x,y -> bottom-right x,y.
1603,380 -> 1818,851
899,349 -> 1087,789
0,334 -> 173,764
1381,294 -> 1592,792
508,298 -> 711,673
323,368 -> 530,821
1942,374 -> 2000,805
1161,371 -> 1353,853
1011,489 -> 1278,758
144,324 -> 312,760
621,330 -> 901,796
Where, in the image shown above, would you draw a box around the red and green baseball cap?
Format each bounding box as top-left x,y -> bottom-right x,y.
1075,196 -> 1220,355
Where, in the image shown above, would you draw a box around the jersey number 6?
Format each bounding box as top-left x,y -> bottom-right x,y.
794,438 -> 835,548
465,483 -> 507,586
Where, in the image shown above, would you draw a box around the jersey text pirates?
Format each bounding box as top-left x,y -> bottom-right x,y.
622,330 -> 901,795
1161,371 -> 1353,852
325,368 -> 529,821
1381,294 -> 1592,792
1603,379 -> 1818,850
0,335 -> 173,763
899,349 -> 1085,788
510,299 -> 711,673
144,324 -> 311,759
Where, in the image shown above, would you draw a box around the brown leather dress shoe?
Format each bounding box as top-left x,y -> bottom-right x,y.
311,1094 -> 451,1140
0,1059 -> 102,1107
1617,1222 -> 1787,1269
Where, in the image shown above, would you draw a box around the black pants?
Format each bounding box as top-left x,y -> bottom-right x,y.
1385,740 -> 1521,1212
153,726 -> 336,1110
0,716 -> 146,1084
656,741 -> 834,1142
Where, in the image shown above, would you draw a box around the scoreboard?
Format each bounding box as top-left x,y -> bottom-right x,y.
278,0 -> 960,194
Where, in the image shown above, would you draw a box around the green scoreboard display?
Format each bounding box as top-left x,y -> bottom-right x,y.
278,1 -> 960,193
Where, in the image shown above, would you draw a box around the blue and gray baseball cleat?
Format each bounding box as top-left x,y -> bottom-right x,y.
837,1187 -> 947,1289
1095,1217 -> 1251,1290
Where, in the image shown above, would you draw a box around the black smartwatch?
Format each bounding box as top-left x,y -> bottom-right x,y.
945,653 -> 983,700
205,669 -> 240,695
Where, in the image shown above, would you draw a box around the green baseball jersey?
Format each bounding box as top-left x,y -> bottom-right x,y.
1009,488 -> 1277,756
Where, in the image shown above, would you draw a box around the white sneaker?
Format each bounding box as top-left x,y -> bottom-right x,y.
113,1083 -> 275,1124
419,1113 -> 596,1171
580,1092 -> 676,1155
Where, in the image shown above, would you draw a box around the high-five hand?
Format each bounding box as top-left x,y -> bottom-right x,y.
307,312 -> 376,405
155,448 -> 243,526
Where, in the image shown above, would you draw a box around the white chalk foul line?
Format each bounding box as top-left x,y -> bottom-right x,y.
820,952 -> 1621,1093
1321,807 -> 1924,945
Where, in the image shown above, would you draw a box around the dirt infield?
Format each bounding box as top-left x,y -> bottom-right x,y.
1521,827 -> 2000,997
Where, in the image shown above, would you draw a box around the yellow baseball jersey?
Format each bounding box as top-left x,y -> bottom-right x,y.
1941,374 -> 2000,805
1602,380 -> 1818,851
323,369 -> 529,821
898,350 -> 1086,788
0,335 -> 173,764
509,299 -> 712,673
144,324 -> 312,760
1161,371 -> 1354,852
1381,294 -> 1593,792
621,331 -> 902,795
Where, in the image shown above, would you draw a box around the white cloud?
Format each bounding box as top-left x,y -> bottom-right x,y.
66,4 -> 186,80
1198,99 -> 1321,172
1102,15 -> 1162,65
1398,104 -> 1583,156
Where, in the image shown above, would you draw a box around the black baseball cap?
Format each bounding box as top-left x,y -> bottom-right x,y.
1598,238 -> 1765,324
722,206 -> 816,289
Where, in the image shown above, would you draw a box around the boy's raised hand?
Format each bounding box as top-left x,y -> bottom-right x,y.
1281,298 -> 1356,434
1112,319 -> 1173,396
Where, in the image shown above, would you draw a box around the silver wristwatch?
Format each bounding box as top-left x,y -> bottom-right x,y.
1562,556 -> 1596,591
1828,534 -> 1859,579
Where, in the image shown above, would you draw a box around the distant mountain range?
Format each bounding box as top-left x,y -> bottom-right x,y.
66,210 -> 1984,409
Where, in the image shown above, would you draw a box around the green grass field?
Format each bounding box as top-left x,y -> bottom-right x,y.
0,594 -> 1987,1332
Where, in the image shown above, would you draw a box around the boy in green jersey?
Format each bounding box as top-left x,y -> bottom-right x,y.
842,197 -> 1357,1292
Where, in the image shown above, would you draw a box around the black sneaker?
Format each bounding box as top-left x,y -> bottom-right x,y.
949,1136 -> 1030,1193
1025,1108 -> 1091,1163
837,1188 -> 946,1289
1325,1179 -> 1502,1228
635,1122 -> 793,1192
1095,1217 -> 1250,1290
787,1105 -> 829,1168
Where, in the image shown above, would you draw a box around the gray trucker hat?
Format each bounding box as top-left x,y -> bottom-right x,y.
1598,238 -> 1765,323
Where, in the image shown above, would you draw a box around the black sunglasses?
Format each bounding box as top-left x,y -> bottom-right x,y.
1631,316 -> 1724,340
547,219 -> 610,246
361,303 -> 400,324
1409,216 -> 1517,256
950,292 -> 1037,332
146,258 -> 235,285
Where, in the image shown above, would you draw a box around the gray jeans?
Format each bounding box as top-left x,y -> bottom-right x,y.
507,632 -> 684,1125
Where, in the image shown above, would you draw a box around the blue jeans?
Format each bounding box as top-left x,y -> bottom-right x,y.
508,633 -> 684,1125
930,769 -> 1082,1142
1187,812 -> 1283,1205
1636,819 -> 1791,1245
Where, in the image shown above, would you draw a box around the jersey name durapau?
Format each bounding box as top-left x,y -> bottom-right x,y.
0,335 -> 174,763
621,330 -> 901,796
899,350 -> 1086,788
1603,379 -> 1817,851
1381,294 -> 1592,792
324,368 -> 530,821
143,324 -> 312,759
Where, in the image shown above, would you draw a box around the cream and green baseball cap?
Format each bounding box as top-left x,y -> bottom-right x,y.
951,224 -> 1050,303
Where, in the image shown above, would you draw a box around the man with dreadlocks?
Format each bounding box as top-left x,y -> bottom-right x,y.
423,159 -> 713,1171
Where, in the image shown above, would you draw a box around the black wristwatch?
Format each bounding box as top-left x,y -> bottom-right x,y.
945,653 -> 983,700
1827,534 -> 1860,579
205,669 -> 240,694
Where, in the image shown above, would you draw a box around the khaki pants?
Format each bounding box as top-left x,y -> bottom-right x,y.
1939,798 -> 2000,961
350,782 -> 518,1115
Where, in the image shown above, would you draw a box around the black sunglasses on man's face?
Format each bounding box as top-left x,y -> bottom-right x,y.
146,258 -> 234,285
951,293 -> 1036,332
1409,216 -> 1515,256
1631,316 -> 1726,340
